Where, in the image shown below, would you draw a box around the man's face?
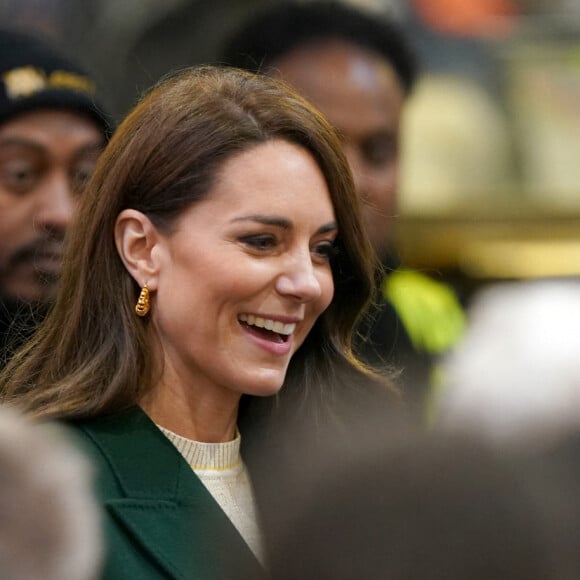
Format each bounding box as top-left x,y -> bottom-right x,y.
272,40 -> 405,259
0,109 -> 104,303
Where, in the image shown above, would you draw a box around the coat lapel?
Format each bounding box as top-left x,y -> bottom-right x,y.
76,407 -> 265,580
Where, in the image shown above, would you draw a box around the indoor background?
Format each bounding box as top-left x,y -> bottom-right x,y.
3,0 -> 580,295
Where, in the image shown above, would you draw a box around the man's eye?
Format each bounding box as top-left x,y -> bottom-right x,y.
70,161 -> 98,194
0,162 -> 39,194
240,234 -> 277,251
362,137 -> 397,167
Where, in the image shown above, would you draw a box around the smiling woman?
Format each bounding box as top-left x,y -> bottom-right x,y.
0,65 -> 398,580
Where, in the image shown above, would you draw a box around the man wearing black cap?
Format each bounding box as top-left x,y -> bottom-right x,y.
0,29 -> 110,364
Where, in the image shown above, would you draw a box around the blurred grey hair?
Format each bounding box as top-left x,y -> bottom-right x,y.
0,406 -> 102,580
436,280 -> 580,450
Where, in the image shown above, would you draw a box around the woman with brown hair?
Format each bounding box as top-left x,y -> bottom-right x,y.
0,65 -> 397,579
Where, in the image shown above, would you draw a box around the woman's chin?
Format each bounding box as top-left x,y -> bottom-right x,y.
239,373 -> 286,398
225,356 -> 293,398
244,383 -> 285,398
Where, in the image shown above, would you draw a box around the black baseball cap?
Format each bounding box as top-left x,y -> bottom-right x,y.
0,28 -> 111,137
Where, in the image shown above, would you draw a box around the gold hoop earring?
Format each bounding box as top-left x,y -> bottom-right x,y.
135,284 -> 150,317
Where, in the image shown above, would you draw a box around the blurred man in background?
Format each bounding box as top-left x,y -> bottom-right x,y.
221,1 -> 464,405
0,29 -> 110,364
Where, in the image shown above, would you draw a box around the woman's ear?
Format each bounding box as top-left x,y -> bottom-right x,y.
114,209 -> 162,289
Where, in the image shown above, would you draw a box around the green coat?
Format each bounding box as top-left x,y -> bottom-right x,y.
66,407 -> 266,580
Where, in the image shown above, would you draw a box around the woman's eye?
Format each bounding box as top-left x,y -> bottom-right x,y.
240,234 -> 277,251
312,241 -> 339,262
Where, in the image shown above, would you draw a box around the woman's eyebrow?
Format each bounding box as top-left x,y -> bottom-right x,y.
231,215 -> 338,235
231,214 -> 291,228
318,222 -> 338,235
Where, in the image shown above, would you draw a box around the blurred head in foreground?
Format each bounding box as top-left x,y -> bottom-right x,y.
267,426 -> 559,580
0,406 -> 102,580
436,280 -> 580,450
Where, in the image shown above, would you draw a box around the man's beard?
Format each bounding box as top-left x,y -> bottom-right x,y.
0,233 -> 64,304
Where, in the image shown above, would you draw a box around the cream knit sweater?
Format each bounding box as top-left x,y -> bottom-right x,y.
158,426 -> 265,565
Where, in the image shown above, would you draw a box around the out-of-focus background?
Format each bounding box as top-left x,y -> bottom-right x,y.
5,0 -> 580,299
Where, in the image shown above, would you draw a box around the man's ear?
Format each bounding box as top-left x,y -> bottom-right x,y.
114,209 -> 162,290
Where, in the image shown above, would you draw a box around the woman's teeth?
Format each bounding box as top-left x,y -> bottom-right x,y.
238,313 -> 295,335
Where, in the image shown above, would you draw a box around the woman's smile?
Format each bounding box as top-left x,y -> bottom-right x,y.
238,313 -> 300,355
238,313 -> 297,341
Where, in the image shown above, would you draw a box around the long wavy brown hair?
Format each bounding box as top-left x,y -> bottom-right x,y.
0,65 -> 397,424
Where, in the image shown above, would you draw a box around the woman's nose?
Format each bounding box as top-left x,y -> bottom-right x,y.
275,252 -> 323,302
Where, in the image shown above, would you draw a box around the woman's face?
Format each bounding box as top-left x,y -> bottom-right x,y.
151,139 -> 337,401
